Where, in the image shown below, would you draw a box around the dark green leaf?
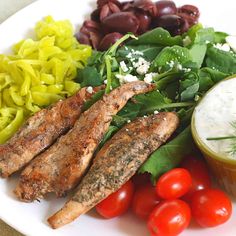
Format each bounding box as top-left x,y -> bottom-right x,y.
98,125 -> 119,149
180,83 -> 199,101
77,67 -> 103,87
135,91 -> 172,115
128,28 -> 183,46
139,126 -> 195,182
82,90 -> 104,111
199,67 -> 228,91
152,46 -> 191,69
118,45 -> 162,61
193,27 -> 215,44
206,46 -> 236,74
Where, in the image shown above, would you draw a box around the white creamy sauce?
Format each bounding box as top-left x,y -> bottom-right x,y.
194,78 -> 236,158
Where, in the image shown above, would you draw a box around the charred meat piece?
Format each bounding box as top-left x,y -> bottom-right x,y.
15,81 -> 155,202
48,112 -> 179,229
0,87 -> 101,178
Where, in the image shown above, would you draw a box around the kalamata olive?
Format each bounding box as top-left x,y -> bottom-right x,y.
80,20 -> 101,36
154,14 -> 189,35
135,11 -> 152,34
97,0 -> 121,9
155,0 -> 177,16
100,2 -> 121,21
177,12 -> 197,28
133,0 -> 157,17
101,12 -> 139,34
99,32 -> 123,51
90,31 -> 103,49
178,5 -> 200,19
122,1 -> 134,11
76,32 -> 91,46
91,9 -> 101,22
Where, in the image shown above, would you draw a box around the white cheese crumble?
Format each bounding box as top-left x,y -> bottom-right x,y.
144,73 -> 158,84
120,61 -> 129,72
116,74 -> 138,84
104,79 -> 107,84
226,36 -> 236,53
86,86 -> 93,94
133,57 -> 150,75
154,110 -> 159,114
127,120 -> 131,123
213,43 -> 231,52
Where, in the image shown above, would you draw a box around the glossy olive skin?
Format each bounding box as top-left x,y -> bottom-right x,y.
155,0 -> 177,16
99,32 -> 123,51
153,14 -> 189,35
101,12 -> 140,34
77,0 -> 200,49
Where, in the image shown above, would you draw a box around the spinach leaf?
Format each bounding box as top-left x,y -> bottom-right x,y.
179,71 -> 199,101
139,126 -> 195,182
135,90 -> 172,115
118,45 -> 162,61
128,28 -> 183,46
77,67 -> 103,87
199,67 -> 228,91
82,90 -> 104,111
214,31 -> 228,44
99,125 -> 119,148
189,44 -> 207,68
117,101 -> 142,120
152,46 -> 191,69
206,46 -> 236,74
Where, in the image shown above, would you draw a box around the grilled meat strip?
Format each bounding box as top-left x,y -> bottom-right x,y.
15,81 -> 155,202
0,87 -> 101,178
48,112 -> 179,229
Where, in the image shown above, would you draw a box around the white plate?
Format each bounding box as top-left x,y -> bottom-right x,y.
0,0 -> 236,235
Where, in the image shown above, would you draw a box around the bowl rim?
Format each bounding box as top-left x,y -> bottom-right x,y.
191,74 -> 236,165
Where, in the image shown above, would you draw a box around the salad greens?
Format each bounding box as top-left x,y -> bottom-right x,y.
77,24 -> 236,182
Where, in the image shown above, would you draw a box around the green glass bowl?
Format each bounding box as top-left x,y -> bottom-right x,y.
191,75 -> 236,197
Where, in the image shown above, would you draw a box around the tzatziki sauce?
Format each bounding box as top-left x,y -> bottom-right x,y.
194,77 -> 236,158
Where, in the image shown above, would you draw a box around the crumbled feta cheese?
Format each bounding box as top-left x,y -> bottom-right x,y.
166,60 -> 175,68
154,110 -> 159,115
127,120 -> 131,123
143,115 -> 147,118
177,64 -> 183,70
126,128 -> 129,131
213,43 -> 231,52
194,95 -> 200,101
104,79 -> 107,84
86,86 -> 93,94
144,73 -> 158,84
110,86 -> 113,90
183,36 -> 192,46
133,57 -> 150,75
182,68 -> 191,72
120,61 -> 129,72
226,36 -> 236,53
116,74 -> 138,84
163,117 -> 167,121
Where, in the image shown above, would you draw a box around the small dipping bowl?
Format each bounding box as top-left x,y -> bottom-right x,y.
192,75 -> 236,197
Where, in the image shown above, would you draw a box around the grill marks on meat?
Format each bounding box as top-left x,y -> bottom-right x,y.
14,81 -> 155,202
0,87 -> 101,178
47,112 -> 179,229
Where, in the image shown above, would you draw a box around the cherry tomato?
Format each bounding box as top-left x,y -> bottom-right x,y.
181,155 -> 211,201
96,180 -> 134,219
132,173 -> 151,189
148,199 -> 191,236
191,189 -> 232,227
156,168 -> 192,200
132,184 -> 161,220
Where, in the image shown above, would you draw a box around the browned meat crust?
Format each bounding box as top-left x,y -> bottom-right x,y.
15,81 -> 155,202
47,112 -> 179,229
0,87 -> 102,178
